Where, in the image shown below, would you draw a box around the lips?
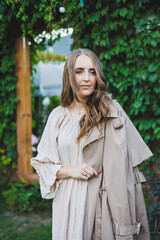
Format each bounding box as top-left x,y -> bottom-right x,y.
80,85 -> 90,88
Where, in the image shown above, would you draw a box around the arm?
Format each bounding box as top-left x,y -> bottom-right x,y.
56,163 -> 99,180
31,107 -> 64,199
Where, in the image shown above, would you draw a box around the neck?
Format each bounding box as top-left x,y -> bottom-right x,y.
71,99 -> 86,113
72,99 -> 83,108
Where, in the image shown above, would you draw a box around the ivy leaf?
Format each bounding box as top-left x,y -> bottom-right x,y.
110,21 -> 118,30
141,106 -> 147,112
152,31 -> 160,39
133,101 -> 142,109
148,63 -> 158,72
127,10 -> 134,20
141,72 -> 148,80
104,53 -> 111,59
111,9 -> 119,17
22,15 -> 28,22
149,73 -> 157,83
87,15 -> 99,24
137,18 -> 148,25
119,8 -> 128,18
154,127 -> 160,134
153,87 -> 160,94
150,39 -> 157,47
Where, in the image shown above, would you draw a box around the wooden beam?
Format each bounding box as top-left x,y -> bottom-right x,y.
15,37 -> 33,179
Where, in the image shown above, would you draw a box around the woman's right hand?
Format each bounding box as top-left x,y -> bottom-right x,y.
56,163 -> 98,180
70,163 -> 99,180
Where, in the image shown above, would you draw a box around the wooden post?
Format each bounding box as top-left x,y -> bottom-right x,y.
15,37 -> 33,180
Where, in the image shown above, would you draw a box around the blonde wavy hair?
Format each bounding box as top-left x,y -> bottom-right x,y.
61,48 -> 110,141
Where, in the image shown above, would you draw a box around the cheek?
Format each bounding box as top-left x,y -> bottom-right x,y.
74,77 -> 80,88
92,77 -> 97,88
75,76 -> 82,85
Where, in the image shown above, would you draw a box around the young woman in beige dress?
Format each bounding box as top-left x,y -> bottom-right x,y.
31,48 -> 152,240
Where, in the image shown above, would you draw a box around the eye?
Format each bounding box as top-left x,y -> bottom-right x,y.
90,71 -> 96,75
75,70 -> 82,74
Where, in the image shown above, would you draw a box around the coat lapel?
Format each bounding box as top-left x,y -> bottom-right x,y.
83,99 -> 124,149
83,126 -> 105,149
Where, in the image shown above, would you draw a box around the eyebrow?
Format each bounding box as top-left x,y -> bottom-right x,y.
75,67 -> 95,70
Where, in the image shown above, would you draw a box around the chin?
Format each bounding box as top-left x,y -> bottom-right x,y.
81,89 -> 94,95
79,91 -> 93,99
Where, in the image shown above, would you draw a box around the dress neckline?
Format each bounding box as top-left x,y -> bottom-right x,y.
65,107 -> 83,121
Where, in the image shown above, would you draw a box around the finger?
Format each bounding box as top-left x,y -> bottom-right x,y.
86,165 -> 98,176
84,169 -> 93,177
82,164 -> 98,177
81,170 -> 92,179
81,170 -> 88,176
94,170 -> 98,177
80,174 -> 88,181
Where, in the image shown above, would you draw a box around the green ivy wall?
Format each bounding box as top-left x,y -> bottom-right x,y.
62,0 -> 160,161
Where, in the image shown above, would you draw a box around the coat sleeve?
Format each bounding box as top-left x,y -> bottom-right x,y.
122,107 -> 153,167
31,106 -> 63,199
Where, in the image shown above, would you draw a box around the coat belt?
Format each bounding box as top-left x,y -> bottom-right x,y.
98,185 -> 141,239
98,185 -> 115,240
113,222 -> 141,236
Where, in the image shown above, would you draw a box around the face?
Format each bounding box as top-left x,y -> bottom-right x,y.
74,54 -> 97,101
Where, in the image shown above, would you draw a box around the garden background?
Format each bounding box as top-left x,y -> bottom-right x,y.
0,0 -> 160,239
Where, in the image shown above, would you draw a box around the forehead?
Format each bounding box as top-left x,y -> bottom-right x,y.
75,54 -> 95,68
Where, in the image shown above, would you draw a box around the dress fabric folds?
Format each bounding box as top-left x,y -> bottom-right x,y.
31,106 -> 88,240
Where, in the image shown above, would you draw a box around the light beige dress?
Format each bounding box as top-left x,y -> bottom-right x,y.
31,106 -> 88,240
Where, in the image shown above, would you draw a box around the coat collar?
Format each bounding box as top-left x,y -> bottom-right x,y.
106,99 -> 118,118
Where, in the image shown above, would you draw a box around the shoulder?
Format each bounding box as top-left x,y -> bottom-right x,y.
106,93 -> 122,108
106,94 -> 125,119
49,105 -> 64,118
46,105 -> 66,126
47,105 -> 72,130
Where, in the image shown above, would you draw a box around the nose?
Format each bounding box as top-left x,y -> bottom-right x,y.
84,71 -> 89,81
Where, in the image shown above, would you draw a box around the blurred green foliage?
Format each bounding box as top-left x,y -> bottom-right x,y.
2,178 -> 52,212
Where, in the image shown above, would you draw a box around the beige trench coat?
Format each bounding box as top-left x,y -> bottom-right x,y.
82,98 -> 153,240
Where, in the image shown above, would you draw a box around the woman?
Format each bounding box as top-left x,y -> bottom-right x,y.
31,48 -> 153,240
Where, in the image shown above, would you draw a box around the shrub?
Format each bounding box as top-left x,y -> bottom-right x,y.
2,178 -> 52,213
